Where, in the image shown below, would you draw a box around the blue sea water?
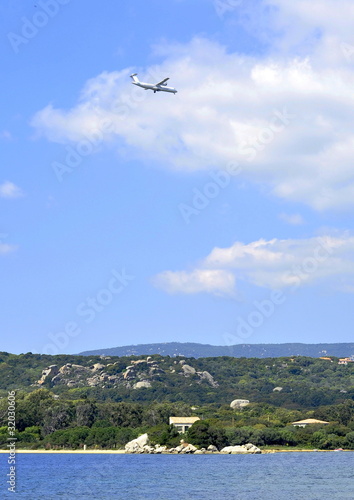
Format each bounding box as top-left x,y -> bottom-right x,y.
0,452 -> 353,499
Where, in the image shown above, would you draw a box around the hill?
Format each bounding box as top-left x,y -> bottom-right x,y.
1,351 -> 354,408
79,342 -> 354,359
2,352 -> 354,451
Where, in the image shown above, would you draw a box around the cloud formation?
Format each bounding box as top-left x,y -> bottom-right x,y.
0,181 -> 23,199
153,269 -> 236,296
154,233 -> 354,295
31,1 -> 354,210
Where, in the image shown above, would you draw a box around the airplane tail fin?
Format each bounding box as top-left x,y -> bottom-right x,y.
130,73 -> 139,83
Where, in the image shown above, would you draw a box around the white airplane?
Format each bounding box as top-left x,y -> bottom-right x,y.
130,73 -> 178,94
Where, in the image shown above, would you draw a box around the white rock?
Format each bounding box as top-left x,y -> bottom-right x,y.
133,381 -> 152,389
182,365 -> 196,376
143,445 -> 155,453
230,399 -> 250,409
125,433 -> 150,453
197,371 -> 219,387
91,363 -> 105,372
220,444 -> 261,454
154,446 -> 167,454
180,444 -> 197,454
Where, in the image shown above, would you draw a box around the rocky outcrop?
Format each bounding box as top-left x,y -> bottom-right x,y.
124,435 -> 261,455
91,363 -> 105,372
197,370 -> 218,388
125,433 -> 150,453
38,362 -> 101,388
133,381 -> 152,389
154,445 -> 167,454
123,366 -> 136,380
220,443 -> 261,454
36,356 -> 218,392
37,365 -> 59,385
230,399 -> 250,409
122,357 -> 165,382
182,364 -> 196,376
180,365 -> 218,387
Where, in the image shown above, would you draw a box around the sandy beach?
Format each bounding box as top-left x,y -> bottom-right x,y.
0,449 -> 126,454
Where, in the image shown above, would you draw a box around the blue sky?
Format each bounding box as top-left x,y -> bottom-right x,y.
2,0 -> 354,354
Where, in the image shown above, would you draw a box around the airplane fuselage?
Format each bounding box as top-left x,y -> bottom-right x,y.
132,81 -> 177,94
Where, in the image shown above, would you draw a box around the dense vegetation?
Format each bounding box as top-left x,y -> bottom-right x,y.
1,352 -> 354,407
1,391 -> 354,451
0,352 -> 354,450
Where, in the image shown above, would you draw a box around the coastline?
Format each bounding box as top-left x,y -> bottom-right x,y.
0,449 -> 353,454
0,449 -> 126,454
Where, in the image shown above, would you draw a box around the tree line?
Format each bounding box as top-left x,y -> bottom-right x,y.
0,389 -> 354,450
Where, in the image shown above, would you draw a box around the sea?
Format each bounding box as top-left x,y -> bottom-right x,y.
0,452 -> 353,499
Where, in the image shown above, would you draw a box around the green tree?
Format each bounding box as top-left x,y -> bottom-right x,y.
345,431 -> 354,448
75,401 -> 97,427
187,420 -> 227,449
148,424 -> 180,447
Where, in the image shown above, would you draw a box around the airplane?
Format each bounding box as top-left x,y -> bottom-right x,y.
130,73 -> 178,94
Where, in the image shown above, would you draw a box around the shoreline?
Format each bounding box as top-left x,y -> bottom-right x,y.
0,449 -> 126,454
0,449 -> 353,454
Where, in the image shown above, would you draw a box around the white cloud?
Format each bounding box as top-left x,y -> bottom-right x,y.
153,269 -> 236,296
0,181 -> 23,199
279,213 -> 304,225
236,0 -> 354,62
153,233 -> 354,295
31,1 -> 354,211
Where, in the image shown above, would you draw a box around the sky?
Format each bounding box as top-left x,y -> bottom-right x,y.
2,0 -> 354,355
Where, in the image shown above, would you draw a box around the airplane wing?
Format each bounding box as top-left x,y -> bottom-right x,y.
156,77 -> 169,86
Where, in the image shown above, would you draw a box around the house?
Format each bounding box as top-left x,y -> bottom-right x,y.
291,418 -> 329,428
338,358 -> 354,365
169,417 -> 200,433
319,357 -> 333,362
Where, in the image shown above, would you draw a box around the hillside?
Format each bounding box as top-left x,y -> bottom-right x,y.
79,342 -> 354,359
1,352 -> 354,408
1,352 -> 354,451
